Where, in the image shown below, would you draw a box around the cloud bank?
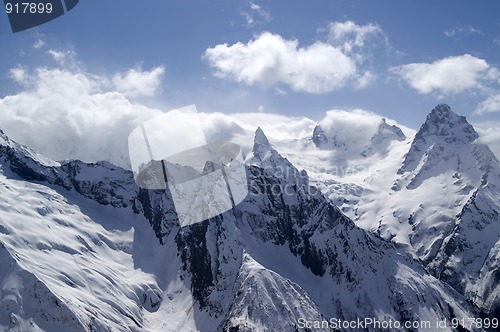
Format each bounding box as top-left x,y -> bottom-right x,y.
2,61 -> 498,171
0,58 -> 409,170
0,65 -> 163,169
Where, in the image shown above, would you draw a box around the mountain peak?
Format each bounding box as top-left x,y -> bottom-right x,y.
416,104 -> 478,144
430,103 -> 453,117
0,127 -> 60,169
398,104 -> 485,176
372,118 -> 406,143
254,127 -> 270,147
312,125 -> 327,147
0,128 -> 10,145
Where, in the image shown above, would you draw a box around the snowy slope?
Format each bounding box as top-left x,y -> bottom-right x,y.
427,161 -> 500,317
0,162 -> 165,331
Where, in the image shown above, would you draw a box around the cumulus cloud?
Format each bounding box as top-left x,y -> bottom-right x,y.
204,21 -> 390,93
474,94 -> 500,115
112,66 -> 165,98
203,32 -> 372,93
0,65 -> 163,168
391,54 -> 495,95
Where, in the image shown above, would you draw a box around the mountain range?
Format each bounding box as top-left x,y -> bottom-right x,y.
0,104 -> 498,331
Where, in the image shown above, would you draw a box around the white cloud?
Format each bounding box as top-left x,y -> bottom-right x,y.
474,94 -> 500,115
328,21 -> 383,54
204,32 -> 371,93
391,54 -> 494,95
112,67 -> 165,98
0,66 -> 162,169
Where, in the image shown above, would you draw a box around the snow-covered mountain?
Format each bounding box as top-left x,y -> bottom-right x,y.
398,105 -> 500,318
274,104 -> 499,319
0,123 -> 491,331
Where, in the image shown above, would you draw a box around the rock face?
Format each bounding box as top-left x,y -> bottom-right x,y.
0,126 -> 488,331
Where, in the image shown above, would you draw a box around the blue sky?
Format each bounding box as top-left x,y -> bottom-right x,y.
1,0 -> 500,163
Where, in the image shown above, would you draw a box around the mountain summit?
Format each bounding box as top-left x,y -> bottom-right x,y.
414,103 -> 478,144
398,103 -> 486,176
